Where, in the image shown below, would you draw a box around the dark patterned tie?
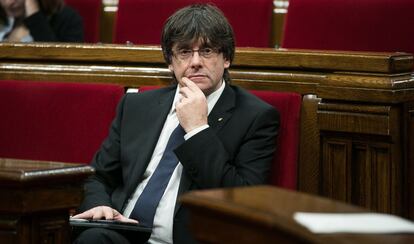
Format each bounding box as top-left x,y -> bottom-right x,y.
129,124 -> 185,227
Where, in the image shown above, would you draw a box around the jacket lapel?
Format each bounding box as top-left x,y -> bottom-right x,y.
127,86 -> 176,197
207,85 -> 235,132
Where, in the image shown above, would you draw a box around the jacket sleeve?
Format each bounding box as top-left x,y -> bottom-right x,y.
175,106 -> 280,188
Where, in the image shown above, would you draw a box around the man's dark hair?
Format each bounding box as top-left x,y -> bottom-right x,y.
161,3 -> 235,82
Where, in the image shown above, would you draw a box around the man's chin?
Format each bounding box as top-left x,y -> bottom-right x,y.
200,86 -> 214,96
190,80 -> 208,90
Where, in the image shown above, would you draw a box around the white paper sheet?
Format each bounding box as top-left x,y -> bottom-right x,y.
293,212 -> 414,234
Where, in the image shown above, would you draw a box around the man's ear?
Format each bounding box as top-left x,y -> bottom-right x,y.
224,59 -> 230,69
168,64 -> 173,71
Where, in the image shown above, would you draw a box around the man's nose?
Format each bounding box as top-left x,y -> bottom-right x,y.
189,51 -> 202,67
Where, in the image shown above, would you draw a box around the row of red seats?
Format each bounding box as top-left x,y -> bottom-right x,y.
282,0 -> 414,57
0,80 -> 300,189
65,0 -> 102,43
65,0 -> 273,47
66,0 -> 414,57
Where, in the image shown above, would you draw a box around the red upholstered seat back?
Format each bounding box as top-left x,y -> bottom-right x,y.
139,86 -> 301,189
250,90 -> 301,189
0,80 -> 124,163
282,0 -> 414,56
65,0 -> 102,43
114,0 -> 273,47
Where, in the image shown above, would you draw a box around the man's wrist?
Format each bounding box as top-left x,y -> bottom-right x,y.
184,124 -> 209,140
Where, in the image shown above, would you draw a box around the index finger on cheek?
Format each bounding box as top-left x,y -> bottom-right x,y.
183,78 -> 201,92
179,77 -> 190,88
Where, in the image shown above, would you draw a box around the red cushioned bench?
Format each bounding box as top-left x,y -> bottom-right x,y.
282,0 -> 414,56
114,0 -> 273,47
0,80 -> 124,163
65,0 -> 102,43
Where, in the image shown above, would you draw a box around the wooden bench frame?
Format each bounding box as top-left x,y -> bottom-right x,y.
0,42 -> 413,220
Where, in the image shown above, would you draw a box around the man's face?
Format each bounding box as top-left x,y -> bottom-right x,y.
169,41 -> 230,96
0,0 -> 26,18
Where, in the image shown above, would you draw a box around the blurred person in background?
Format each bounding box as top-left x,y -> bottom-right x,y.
0,0 -> 83,42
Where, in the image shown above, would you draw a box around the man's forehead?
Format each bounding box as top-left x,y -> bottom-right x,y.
173,39 -> 212,49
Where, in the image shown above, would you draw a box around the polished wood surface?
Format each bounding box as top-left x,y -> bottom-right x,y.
0,158 -> 94,185
0,43 -> 412,72
0,43 -> 413,221
272,0 -> 289,47
0,158 -> 94,244
180,186 -> 414,244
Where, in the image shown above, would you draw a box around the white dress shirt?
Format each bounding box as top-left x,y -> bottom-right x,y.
123,81 -> 225,243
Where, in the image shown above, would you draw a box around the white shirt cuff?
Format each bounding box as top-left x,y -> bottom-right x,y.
184,124 -> 209,140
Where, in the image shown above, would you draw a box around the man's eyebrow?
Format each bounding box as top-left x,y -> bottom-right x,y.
174,43 -> 191,50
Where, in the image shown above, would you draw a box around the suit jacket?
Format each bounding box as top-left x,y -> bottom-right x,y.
78,84 -> 280,243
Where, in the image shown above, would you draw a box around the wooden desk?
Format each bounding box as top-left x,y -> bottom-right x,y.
0,158 -> 94,244
180,186 -> 414,244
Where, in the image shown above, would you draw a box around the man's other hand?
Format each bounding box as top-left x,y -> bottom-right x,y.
71,206 -> 138,224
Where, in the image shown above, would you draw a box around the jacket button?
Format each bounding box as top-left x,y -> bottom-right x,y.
189,166 -> 198,175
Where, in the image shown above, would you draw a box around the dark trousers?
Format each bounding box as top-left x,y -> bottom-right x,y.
73,228 -> 133,244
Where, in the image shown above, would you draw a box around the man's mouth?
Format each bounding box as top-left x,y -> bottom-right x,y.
187,74 -> 207,81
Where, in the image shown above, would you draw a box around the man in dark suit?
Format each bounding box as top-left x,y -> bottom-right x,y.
72,3 -> 279,244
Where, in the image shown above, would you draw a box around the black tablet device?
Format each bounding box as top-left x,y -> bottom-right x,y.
70,218 -> 151,243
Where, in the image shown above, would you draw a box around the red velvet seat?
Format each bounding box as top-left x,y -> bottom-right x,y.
250,90 -> 301,189
0,80 -> 124,163
282,0 -> 414,57
65,0 -> 102,43
139,86 -> 301,190
114,0 -> 273,47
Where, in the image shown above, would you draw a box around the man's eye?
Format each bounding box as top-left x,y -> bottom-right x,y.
179,50 -> 192,55
201,48 -> 213,55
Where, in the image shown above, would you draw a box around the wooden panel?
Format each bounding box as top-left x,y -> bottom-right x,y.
0,43 -> 412,73
318,102 -> 391,135
33,214 -> 69,244
0,186 -> 84,213
0,158 -> 94,244
351,143 -> 372,209
406,102 -> 414,219
233,49 -> 413,73
372,146 -> 391,213
320,135 -> 403,216
350,143 -> 393,213
298,95 -> 321,194
317,101 -> 404,215
321,138 -> 349,202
